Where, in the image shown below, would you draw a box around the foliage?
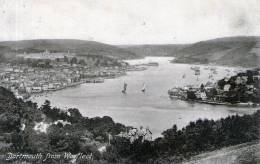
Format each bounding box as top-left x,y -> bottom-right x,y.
217,69 -> 260,103
0,86 -> 259,164
110,111 -> 260,163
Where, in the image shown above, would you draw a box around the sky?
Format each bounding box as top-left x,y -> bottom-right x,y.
0,0 -> 260,44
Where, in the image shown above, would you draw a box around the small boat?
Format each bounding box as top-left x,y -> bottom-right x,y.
225,69 -> 230,72
195,69 -> 200,75
182,74 -> 186,78
122,82 -> 127,93
141,83 -> 146,92
191,66 -> 200,70
93,78 -> 104,83
146,62 -> 159,66
86,78 -> 104,83
127,66 -> 147,72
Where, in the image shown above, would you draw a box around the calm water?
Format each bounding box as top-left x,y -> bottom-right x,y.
32,57 -> 255,137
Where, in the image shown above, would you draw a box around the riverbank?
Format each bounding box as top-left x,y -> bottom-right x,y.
28,64 -> 149,100
27,80 -> 86,100
168,68 -> 260,108
31,57 -> 256,138
27,57 -> 159,100
169,94 -> 260,108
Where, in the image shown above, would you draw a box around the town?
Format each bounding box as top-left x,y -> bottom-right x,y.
0,50 -> 131,100
168,68 -> 260,107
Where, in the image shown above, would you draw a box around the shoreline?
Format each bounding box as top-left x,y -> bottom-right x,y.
28,57 -> 259,139
26,81 -> 85,100
169,96 -> 260,108
22,56 -> 250,101
27,65 -> 145,100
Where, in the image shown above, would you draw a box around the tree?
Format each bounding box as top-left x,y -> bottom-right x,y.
78,59 -> 86,65
67,108 -> 82,123
64,56 -> 69,63
200,83 -> 205,91
187,91 -> 196,100
41,100 -> 51,117
55,58 -> 60,62
70,57 -> 78,65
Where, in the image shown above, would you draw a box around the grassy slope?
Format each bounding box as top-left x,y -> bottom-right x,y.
183,141 -> 260,164
173,36 -> 260,67
122,36 -> 260,67
0,39 -> 137,59
1,36 -> 260,66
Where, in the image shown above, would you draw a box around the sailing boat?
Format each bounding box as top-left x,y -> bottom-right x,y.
141,83 -> 146,92
122,82 -> 127,93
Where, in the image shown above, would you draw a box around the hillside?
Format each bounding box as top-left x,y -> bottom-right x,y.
1,36 -> 260,66
0,86 -> 128,163
119,44 -> 187,57
0,39 -> 137,60
173,36 -> 260,67
120,36 -> 260,67
183,141 -> 260,164
0,86 -> 259,163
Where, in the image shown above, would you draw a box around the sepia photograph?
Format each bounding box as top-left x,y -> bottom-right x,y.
0,0 -> 259,163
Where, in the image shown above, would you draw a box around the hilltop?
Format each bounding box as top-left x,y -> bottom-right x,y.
1,36 -> 260,67
173,36 -> 260,67
122,36 -> 260,67
119,44 -> 188,57
0,39 -> 137,60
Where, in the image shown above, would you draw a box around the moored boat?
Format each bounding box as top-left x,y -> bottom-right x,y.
146,62 -> 159,66
195,69 -> 200,75
86,78 -> 104,83
122,82 -> 127,93
141,83 -> 146,92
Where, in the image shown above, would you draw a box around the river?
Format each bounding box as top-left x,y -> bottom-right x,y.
31,57 -> 255,138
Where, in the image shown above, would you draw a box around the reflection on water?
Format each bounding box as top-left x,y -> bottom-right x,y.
32,57 -> 255,137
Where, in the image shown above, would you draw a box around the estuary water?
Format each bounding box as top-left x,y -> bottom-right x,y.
31,57 -> 255,137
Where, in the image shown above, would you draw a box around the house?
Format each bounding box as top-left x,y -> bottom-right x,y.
42,84 -> 49,91
235,77 -> 242,84
67,78 -> 72,83
28,68 -> 35,73
48,83 -> 55,90
4,68 -> 13,72
54,82 -> 62,88
25,87 -> 32,93
200,92 -> 207,100
31,86 -> 42,93
246,85 -> 254,90
241,76 -> 248,84
253,75 -> 260,81
224,84 -> 231,92
224,77 -> 229,82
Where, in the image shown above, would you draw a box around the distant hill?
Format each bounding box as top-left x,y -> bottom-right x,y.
0,39 -> 137,60
121,36 -> 260,67
119,44 -> 188,57
173,36 -> 260,67
1,36 -> 260,67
